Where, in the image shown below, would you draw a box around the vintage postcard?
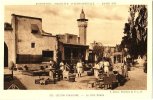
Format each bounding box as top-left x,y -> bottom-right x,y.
1,0 -> 152,100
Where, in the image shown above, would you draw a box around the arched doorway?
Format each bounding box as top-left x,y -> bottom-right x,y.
4,42 -> 8,67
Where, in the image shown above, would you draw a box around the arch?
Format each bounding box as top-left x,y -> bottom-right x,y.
4,42 -> 8,67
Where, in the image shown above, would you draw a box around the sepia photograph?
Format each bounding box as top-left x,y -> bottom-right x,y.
4,4 -> 147,90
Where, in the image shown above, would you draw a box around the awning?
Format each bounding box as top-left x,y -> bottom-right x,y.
62,42 -> 89,48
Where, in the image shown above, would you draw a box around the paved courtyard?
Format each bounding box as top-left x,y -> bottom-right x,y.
115,67 -> 147,90
4,66 -> 147,90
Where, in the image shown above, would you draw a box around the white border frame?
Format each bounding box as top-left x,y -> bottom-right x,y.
0,0 -> 152,100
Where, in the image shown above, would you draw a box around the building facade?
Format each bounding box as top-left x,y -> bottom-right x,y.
4,9 -> 89,67
57,9 -> 89,64
57,33 -> 89,64
4,14 -> 57,67
4,23 -> 14,67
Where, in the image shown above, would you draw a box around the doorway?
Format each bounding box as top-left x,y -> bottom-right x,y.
4,42 -> 8,67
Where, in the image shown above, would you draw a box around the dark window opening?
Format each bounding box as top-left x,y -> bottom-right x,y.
64,47 -> 71,59
31,43 -> 35,48
31,24 -> 39,33
4,42 -> 8,67
42,51 -> 53,58
42,51 -> 54,62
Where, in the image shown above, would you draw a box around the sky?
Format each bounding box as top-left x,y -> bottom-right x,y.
5,5 -> 129,46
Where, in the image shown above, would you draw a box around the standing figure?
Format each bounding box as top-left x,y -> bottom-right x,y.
122,62 -> 128,78
103,58 -> 110,74
59,61 -> 65,79
63,63 -> 70,80
49,59 -> 56,79
60,61 -> 64,71
49,62 -> 54,79
93,62 -> 100,79
99,60 -> 104,73
76,60 -> 83,77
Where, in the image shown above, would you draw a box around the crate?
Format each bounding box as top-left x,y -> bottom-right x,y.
68,74 -> 76,82
87,71 -> 93,76
35,79 -> 41,84
69,77 -> 75,82
45,78 -> 56,84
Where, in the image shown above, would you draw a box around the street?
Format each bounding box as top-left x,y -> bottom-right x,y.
4,66 -> 146,90
116,67 -> 147,90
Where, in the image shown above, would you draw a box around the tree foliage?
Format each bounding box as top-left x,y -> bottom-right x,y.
120,5 -> 147,59
91,41 -> 104,61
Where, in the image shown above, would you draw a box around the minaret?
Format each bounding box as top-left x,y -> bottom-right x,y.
77,9 -> 88,45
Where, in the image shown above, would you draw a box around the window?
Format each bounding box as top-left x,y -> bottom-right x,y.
31,24 -> 39,33
42,51 -> 53,58
31,43 -> 35,48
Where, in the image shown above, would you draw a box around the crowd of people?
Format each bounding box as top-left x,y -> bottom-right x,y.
48,59 -> 85,80
47,56 -> 129,82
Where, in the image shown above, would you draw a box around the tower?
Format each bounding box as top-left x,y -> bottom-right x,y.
77,9 -> 88,45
